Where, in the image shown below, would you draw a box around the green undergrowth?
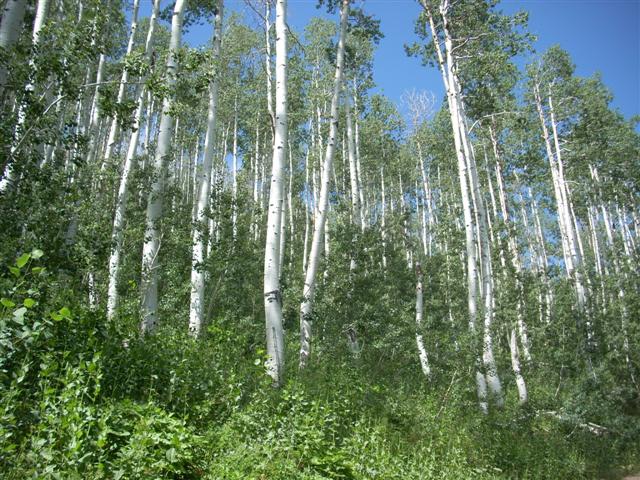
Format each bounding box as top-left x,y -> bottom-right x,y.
1,253 -> 638,479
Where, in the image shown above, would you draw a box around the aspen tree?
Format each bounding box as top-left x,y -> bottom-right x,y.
100,0 -> 140,170
418,0 -> 505,410
188,1 -> 223,337
264,0 -> 288,384
1,0 -> 50,192
0,0 -> 28,95
345,91 -> 361,271
106,0 -> 161,321
415,263 -> 431,378
299,0 -> 349,368
140,0 -> 186,334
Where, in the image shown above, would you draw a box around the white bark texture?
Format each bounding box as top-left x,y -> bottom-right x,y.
140,0 -> 186,334
0,0 -> 27,93
106,0 -> 161,321
101,0 -> 140,168
299,0 -> 349,368
188,2 -> 223,337
415,264 -> 431,377
422,0 -> 504,410
264,0 -> 288,386
1,0 -> 49,192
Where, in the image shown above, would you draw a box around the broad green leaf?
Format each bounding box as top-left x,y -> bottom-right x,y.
59,307 -> 71,319
23,298 -> 36,308
9,267 -> 20,277
1,298 -> 15,308
16,253 -> 31,268
31,249 -> 44,259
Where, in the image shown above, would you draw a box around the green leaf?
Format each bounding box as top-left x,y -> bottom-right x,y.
1,298 -> 16,308
59,307 -> 71,319
50,312 -> 63,322
9,267 -> 20,277
23,298 -> 36,308
16,253 -> 31,268
31,267 -> 44,275
31,249 -> 44,259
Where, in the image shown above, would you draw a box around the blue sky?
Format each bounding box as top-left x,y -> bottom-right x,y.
148,0 -> 640,121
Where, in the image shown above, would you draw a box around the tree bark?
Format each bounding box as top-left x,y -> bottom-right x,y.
299,0 -> 349,368
188,2 -> 223,337
101,0 -> 140,169
0,0 -> 28,95
264,0 -> 288,385
140,0 -> 186,334
415,263 -> 431,377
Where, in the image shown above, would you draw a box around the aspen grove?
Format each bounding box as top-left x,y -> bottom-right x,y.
0,0 -> 638,478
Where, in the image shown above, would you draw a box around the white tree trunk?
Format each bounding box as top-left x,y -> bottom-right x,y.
231,96 -> 239,241
422,0 -> 503,410
288,141 -> 294,268
264,0 -> 288,385
380,166 -> 388,270
105,0 -> 160,321
101,0 -> 140,169
490,128 -> 531,362
1,0 -> 49,191
0,0 -> 27,94
346,96 -> 361,230
140,0 -> 186,334
415,263 -> 431,377
188,2 -> 223,337
509,329 -> 528,404
299,0 -> 349,368
302,147 -> 310,275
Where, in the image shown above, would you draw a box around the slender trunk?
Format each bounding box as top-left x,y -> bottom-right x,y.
231,96 -> 238,240
415,263 -> 431,377
265,0 -> 274,128
188,3 -> 223,337
84,53 -> 107,166
380,166 -> 388,270
279,182 -> 287,277
106,0 -> 160,320
0,0 -> 28,95
101,0 -> 140,169
252,119 -> 260,240
490,127 -> 532,362
140,0 -> 186,334
510,329 -> 528,404
346,90 -> 361,270
422,0 -> 503,410
1,0 -> 49,191
302,147 -> 311,275
353,79 -> 366,228
299,0 -> 349,368
264,0 -> 288,385
288,141 -> 294,268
